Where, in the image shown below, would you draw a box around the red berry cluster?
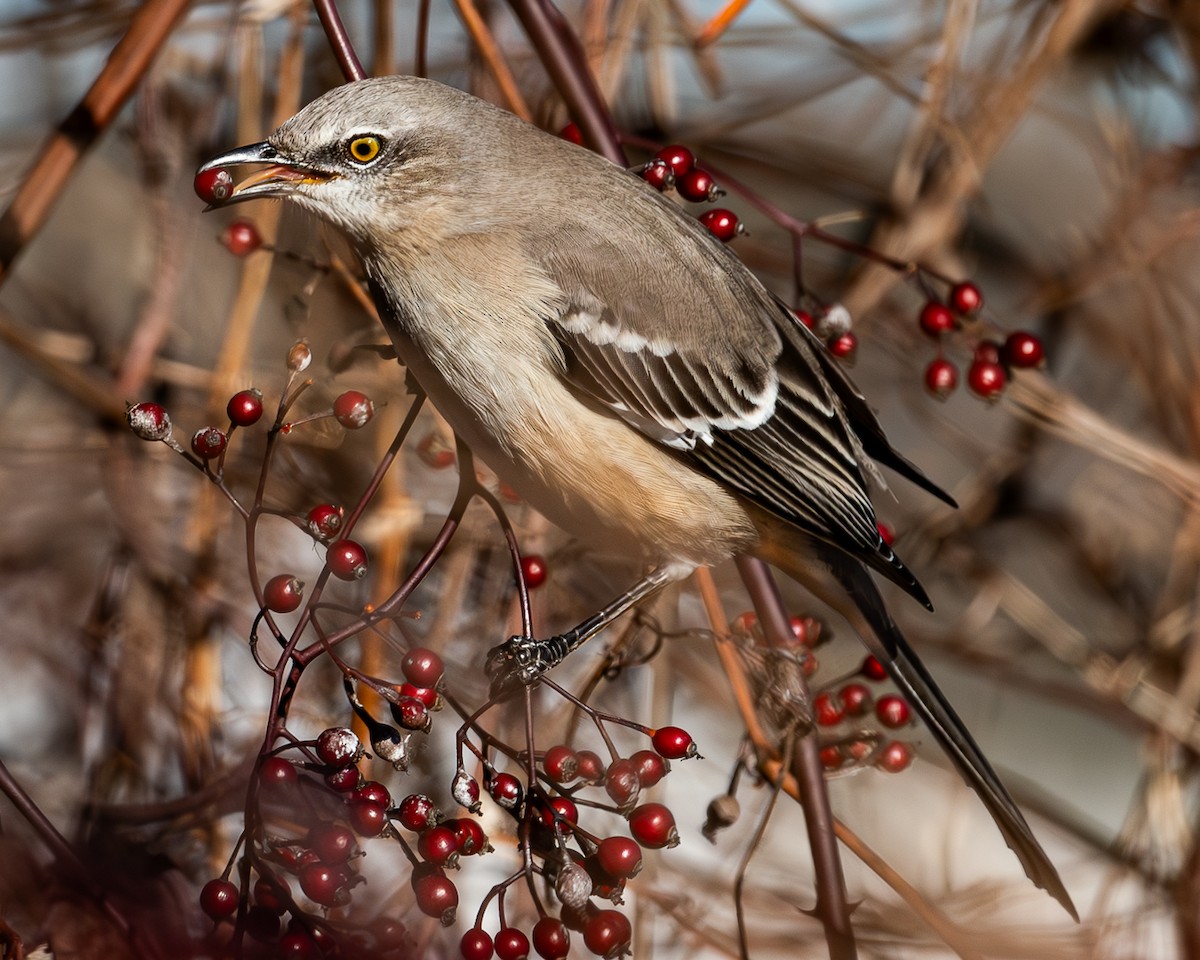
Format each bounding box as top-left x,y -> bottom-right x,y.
633,143 -> 744,244
917,282 -> 1046,402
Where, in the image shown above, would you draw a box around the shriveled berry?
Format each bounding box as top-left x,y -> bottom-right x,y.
583,909 -> 632,959
221,219 -> 262,256
259,756 -> 297,790
195,167 -> 234,204
698,208 -> 740,242
495,927 -> 531,960
543,744 -> 580,784
413,872 -> 458,925
489,771 -> 524,809
639,159 -> 673,191
877,740 -> 915,773
627,802 -> 679,849
306,503 -> 344,541
317,727 -> 362,766
126,401 -> 171,442
814,692 -> 845,726
555,858 -> 593,911
861,654 -> 888,681
827,331 -> 857,361
1002,330 -> 1045,369
520,555 -> 548,589
651,726 -> 696,760
603,758 -> 641,809
401,647 -> 444,687
655,144 -> 695,177
227,388 -> 264,426
309,822 -> 356,864
876,694 -> 912,728
452,770 -> 482,812
263,574 -> 304,614
629,749 -> 668,787
418,824 -> 460,866
349,799 -> 388,836
702,793 -> 741,840
596,836 -> 642,880
924,357 -> 959,399
461,928 -> 495,960
948,281 -> 983,315
532,917 -> 570,960
397,793 -> 440,832
967,358 -> 1007,400
200,877 -> 240,920
327,539 -> 369,580
287,340 -> 312,372
390,696 -> 430,732
919,301 -> 956,338
299,862 -> 344,906
838,682 -> 872,716
333,390 -> 375,429
676,168 -> 720,203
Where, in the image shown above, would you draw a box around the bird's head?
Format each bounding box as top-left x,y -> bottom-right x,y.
197,76 -> 530,245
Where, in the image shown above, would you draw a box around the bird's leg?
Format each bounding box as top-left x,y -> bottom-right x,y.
486,566 -> 677,696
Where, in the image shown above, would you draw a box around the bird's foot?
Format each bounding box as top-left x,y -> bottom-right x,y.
486,633 -> 573,699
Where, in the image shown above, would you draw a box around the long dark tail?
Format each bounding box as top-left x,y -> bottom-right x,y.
757,530 -> 1077,920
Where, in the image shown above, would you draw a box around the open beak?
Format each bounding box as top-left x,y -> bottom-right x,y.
196,141 -> 333,206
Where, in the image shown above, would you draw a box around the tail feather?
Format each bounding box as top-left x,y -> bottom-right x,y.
758,531 -> 1077,920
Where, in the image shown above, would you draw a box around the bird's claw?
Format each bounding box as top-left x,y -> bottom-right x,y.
485,633 -> 572,699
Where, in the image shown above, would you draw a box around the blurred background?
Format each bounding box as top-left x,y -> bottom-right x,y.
0,0 -> 1196,957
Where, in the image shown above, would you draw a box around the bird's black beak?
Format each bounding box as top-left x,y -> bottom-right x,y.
196,140 -> 333,205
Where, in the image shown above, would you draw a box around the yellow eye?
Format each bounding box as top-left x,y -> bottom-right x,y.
347,136 -> 382,164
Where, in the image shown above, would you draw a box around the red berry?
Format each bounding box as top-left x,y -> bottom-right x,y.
651,726 -> 696,760
698,208 -> 740,242
639,159 -> 673,191
221,219 -> 263,256
447,816 -> 489,855
827,331 -> 857,361
195,167 -> 234,204
305,503 -> 344,541
397,793 -> 439,832
627,802 -> 678,849
532,917 -> 570,960
794,309 -> 815,329
263,574 -> 304,614
583,909 -> 632,959
676,168 -> 719,202
327,539 -> 369,580
126,401 -> 172,441
227,388 -> 264,427
876,694 -> 912,728
1002,330 -> 1045,369
604,758 -> 642,809
278,929 -> 320,960
924,358 -> 959,399
401,647 -> 444,687
418,824 -> 460,866
838,683 -> 872,716
324,765 -> 359,793
596,836 -> 642,880
245,904 -> 282,941
461,928 -> 495,960
317,727 -> 362,766
813,692 -> 845,726
299,862 -> 344,906
973,339 -> 1002,364
190,426 -> 227,460
399,682 -> 440,709
253,877 -> 287,913
200,877 -> 240,920
541,796 -> 578,829
861,655 -> 888,681
543,745 -> 580,784
948,281 -> 983,315
575,749 -> 606,783
877,740 -> 915,773
354,780 -> 391,807
349,799 -> 388,836
310,822 -> 356,863
489,771 -> 524,809
333,390 -> 375,429
413,872 -> 458,925
629,749 -> 668,787
559,122 -> 583,144
786,615 -> 812,646
373,917 -> 410,951
918,301 -> 956,338
259,756 -> 297,790
520,554 -> 548,588
390,696 -> 430,732
417,430 -> 456,469
967,358 -> 1007,400
495,927 -> 531,960
819,745 -> 844,770
655,144 -> 695,177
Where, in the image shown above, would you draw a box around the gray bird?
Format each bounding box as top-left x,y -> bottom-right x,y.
199,75 -> 1074,917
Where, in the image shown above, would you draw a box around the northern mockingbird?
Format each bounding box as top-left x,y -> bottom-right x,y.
198,75 -> 1073,917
